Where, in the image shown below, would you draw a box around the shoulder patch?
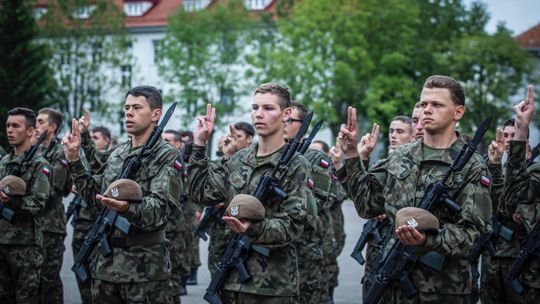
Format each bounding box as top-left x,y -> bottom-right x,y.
41,166 -> 51,177
319,158 -> 329,168
173,159 -> 183,171
59,159 -> 68,168
307,178 -> 314,189
480,175 -> 490,187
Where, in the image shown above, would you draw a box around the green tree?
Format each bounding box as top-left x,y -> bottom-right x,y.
0,0 -> 56,146
159,0 -> 252,137
40,0 -> 134,126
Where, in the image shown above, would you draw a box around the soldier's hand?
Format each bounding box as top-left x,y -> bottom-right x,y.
488,128 -> 504,164
222,125 -> 239,158
62,119 -> 81,162
513,213 -> 524,225
396,225 -> 426,246
0,191 -> 12,203
338,106 -> 360,159
329,146 -> 344,170
78,110 -> 91,133
222,216 -> 251,233
374,214 -> 387,221
514,85 -> 535,141
96,194 -> 129,213
357,123 -> 380,160
194,104 -> 216,146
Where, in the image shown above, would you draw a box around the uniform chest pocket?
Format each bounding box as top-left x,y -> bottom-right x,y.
385,163 -> 414,208
229,172 -> 247,191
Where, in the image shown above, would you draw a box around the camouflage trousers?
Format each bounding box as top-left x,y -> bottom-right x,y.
221,291 -> 299,304
298,259 -> 323,304
189,224 -> 201,269
208,224 -> 228,276
362,243 -> 380,301
0,244 -> 44,304
382,284 -> 472,304
326,257 -> 339,290
72,220 -> 93,304
91,279 -> 173,304
480,256 -> 523,304
167,230 -> 188,302
40,232 -> 65,304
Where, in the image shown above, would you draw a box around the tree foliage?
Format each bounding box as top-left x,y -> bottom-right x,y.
0,0 -> 56,146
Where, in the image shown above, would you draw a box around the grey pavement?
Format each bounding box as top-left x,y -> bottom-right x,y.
61,200 -> 366,303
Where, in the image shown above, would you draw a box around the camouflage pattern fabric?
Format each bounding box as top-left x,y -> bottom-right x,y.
80,130 -> 112,173
186,200 -> 201,270
0,152 -> 51,303
91,278 -> 173,304
68,139 -> 183,287
72,219 -> 93,304
165,204 -> 187,299
480,255 -> 522,304
208,215 -> 228,275
501,140 -> 540,299
382,284 -> 472,304
362,220 -> 391,301
342,139 -> 492,297
328,178 -> 347,291
221,290 -> 298,304
187,143 -> 313,297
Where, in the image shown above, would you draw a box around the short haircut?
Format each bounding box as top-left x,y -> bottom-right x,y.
164,129 -> 182,142
179,130 -> 193,143
391,115 -> 412,127
503,117 -> 529,139
291,101 -> 309,120
8,107 -> 36,129
38,107 -> 63,131
92,126 -> 111,140
125,85 -> 163,110
312,140 -> 330,153
254,82 -> 291,110
233,121 -> 255,137
423,75 -> 465,106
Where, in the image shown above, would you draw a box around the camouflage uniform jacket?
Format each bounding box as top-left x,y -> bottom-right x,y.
501,140 -> 540,289
187,143 -> 312,296
40,140 -> 72,235
0,152 -> 51,245
81,130 -> 111,173
68,138 -> 183,282
342,139 -> 491,294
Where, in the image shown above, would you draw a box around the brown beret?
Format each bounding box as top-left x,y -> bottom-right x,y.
395,207 -> 439,234
0,175 -> 27,196
103,179 -> 143,201
225,194 -> 265,221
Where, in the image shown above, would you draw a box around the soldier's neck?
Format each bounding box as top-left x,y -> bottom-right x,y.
131,127 -> 154,148
424,128 -> 457,149
14,139 -> 32,156
257,134 -> 285,156
42,134 -> 55,148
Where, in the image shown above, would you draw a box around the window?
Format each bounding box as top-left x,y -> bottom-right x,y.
244,0 -> 271,10
153,40 -> 162,63
183,0 -> 211,12
121,65 -> 132,88
124,1 -> 153,17
72,5 -> 96,19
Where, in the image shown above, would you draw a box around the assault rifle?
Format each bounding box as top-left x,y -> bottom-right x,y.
1,131 -> 48,222
71,103 -> 177,283
66,194 -> 87,226
195,206 -> 225,241
351,219 -> 383,265
364,116 -> 492,304
527,142 -> 540,166
506,218 -> 540,294
203,112 -> 314,304
469,215 -> 514,279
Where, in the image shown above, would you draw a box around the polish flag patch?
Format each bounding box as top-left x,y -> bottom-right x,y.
173,159 -> 183,171
480,176 -> 490,187
319,159 -> 329,168
307,178 -> 314,189
41,166 -> 51,177
59,159 -> 68,167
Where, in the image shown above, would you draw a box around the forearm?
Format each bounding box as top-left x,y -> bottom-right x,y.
344,156 -> 385,218
187,144 -> 227,206
68,159 -> 101,211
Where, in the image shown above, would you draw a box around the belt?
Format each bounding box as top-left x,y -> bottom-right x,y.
111,230 -> 166,248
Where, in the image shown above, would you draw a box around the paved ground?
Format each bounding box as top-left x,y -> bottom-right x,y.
61,200 -> 366,303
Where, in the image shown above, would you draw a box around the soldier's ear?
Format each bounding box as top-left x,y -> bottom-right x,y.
283,107 -> 292,118
151,108 -> 162,124
454,105 -> 465,122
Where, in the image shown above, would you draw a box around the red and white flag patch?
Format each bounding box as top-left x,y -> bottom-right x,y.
173,159 -> 183,171
41,166 -> 51,177
59,159 -> 68,167
307,178 -> 314,189
480,175 -> 490,187
319,159 -> 329,168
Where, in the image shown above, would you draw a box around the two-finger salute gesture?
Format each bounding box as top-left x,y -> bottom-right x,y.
62,119 -> 82,162
194,104 -> 216,146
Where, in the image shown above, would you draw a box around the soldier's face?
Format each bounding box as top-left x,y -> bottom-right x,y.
419,88 -> 464,136
388,120 -> 413,150
503,125 -> 515,153
411,107 -> 424,140
283,108 -> 303,140
6,115 -> 34,147
124,95 -> 161,137
35,113 -> 55,141
251,93 -> 286,138
91,131 -> 110,151
162,133 -> 182,150
233,129 -> 253,149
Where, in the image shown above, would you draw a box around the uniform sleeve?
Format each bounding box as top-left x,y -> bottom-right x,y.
421,160 -> 492,256
487,162 -> 504,212
343,156 -> 386,218
244,158 -> 310,247
121,151 -> 183,230
186,144 -> 228,206
11,161 -> 50,215
81,131 -> 109,172
68,158 -> 103,211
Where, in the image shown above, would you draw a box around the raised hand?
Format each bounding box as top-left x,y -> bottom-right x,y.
78,110 -> 91,133
62,119 -> 82,162
357,123 -> 380,160
337,106 -> 360,159
222,124 -> 239,158
329,145 -> 344,170
514,85 -> 535,141
193,104 -> 216,146
488,128 -> 504,164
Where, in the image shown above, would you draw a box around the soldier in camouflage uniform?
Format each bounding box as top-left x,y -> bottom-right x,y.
477,118 -> 530,304
35,108 -> 74,304
63,86 -> 183,303
0,107 -> 51,303
338,75 -> 492,303
501,86 -> 540,303
188,83 -> 314,303
0,146 -> 6,159
283,102 -> 332,304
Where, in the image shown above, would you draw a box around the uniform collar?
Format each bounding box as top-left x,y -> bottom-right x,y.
240,143 -> 286,168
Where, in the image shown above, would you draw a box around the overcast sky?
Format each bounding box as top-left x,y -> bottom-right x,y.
464,0 -> 540,35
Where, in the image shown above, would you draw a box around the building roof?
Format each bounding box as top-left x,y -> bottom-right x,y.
515,22 -> 540,50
